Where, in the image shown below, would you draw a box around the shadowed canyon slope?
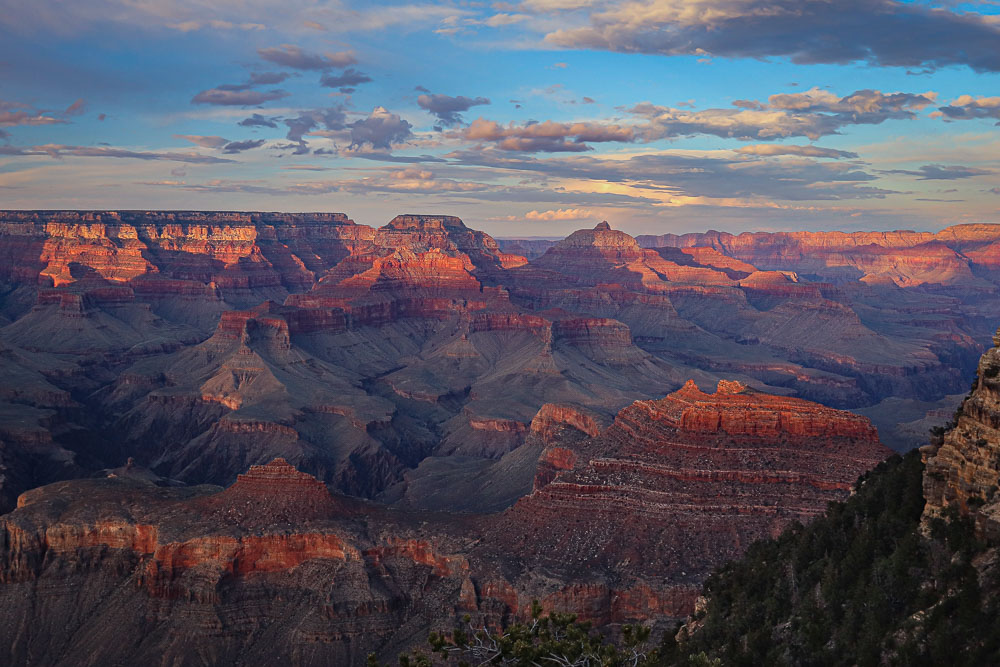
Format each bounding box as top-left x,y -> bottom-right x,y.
0,380 -> 889,665
0,211 -> 997,511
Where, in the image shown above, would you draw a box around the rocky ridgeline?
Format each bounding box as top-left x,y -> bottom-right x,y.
636,224 -> 1000,287
923,326 -> 1000,536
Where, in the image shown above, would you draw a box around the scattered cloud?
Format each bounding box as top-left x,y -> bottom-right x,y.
462,117 -> 634,152
886,164 -> 993,180
541,0 -> 1000,72
629,88 -> 935,141
174,134 -> 228,149
319,68 -> 374,91
417,93 -> 491,127
191,88 -> 289,106
12,144 -> 235,163
449,149 -> 895,201
222,139 -> 266,153
239,113 -> 280,128
933,95 -> 1000,122
349,106 -> 413,149
735,144 -> 859,159
524,208 -> 594,220
283,106 -> 348,153
64,99 -> 87,116
258,44 -> 356,70
0,99 -> 69,128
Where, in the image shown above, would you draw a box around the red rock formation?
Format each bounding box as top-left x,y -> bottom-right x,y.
196,458 -> 339,526
637,224 -> 1000,287
481,380 -> 890,627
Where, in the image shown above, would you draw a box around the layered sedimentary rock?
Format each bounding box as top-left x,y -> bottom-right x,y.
0,211 -> 996,516
480,379 -> 891,625
637,224 -> 1000,287
922,326 -> 1000,535
0,383 -> 892,665
0,462 -> 476,666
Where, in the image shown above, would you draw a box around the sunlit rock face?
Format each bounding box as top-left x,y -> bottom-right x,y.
636,224 -> 1000,287
0,211 -> 995,522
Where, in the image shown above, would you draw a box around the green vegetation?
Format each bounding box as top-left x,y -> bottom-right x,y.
375,600 -> 659,666
664,451 -> 1000,666
383,451 -> 1000,666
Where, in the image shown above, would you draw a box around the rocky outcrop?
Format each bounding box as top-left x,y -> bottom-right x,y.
922,326 -> 1000,535
481,380 -> 890,629
0,464 -> 476,665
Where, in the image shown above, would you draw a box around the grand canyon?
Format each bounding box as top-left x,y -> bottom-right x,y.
0,210 -> 998,663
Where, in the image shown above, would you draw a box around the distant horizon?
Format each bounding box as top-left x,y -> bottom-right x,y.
3,0 -> 1000,236
1,207 -> 994,239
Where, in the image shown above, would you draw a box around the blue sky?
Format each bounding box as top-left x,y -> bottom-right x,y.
2,0 -> 1000,236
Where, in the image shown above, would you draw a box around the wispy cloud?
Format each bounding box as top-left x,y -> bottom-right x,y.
258,44 -> 357,70
191,88 -> 289,106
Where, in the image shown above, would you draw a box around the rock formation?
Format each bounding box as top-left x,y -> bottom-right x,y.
0,383 -> 892,664
477,380 -> 890,625
922,326 -> 1000,536
0,211 -> 996,515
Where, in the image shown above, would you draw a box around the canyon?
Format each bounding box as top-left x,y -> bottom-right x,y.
0,380 -> 888,664
0,210 -> 998,662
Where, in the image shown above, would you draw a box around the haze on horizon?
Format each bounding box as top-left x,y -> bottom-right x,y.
2,0 -> 1000,237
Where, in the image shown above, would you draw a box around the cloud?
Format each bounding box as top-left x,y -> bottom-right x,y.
282,106 -> 348,153
0,99 -> 68,128
168,19 -> 264,32
462,117 -> 634,152
449,148 -> 895,201
735,144 -> 858,159
174,134 -> 229,149
319,68 -> 373,91
64,99 -> 87,116
933,95 -> 1000,122
18,144 -> 235,163
628,88 -> 935,141
887,164 -> 993,180
191,88 -> 289,106
541,0 -> 1000,72
248,72 -> 291,86
258,44 -> 357,70
349,106 -> 413,149
523,208 -> 594,220
239,113 -> 279,128
486,13 -> 530,26
417,93 -> 491,127
222,139 -> 266,153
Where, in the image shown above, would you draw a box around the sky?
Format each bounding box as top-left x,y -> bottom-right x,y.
1,0 -> 1000,237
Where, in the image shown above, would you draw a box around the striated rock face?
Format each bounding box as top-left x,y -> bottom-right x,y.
922,326 -> 1000,534
197,458 -> 340,526
0,465 -> 477,666
637,224 -> 1000,287
481,379 -> 890,628
0,398 -> 891,664
0,212 -> 995,517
